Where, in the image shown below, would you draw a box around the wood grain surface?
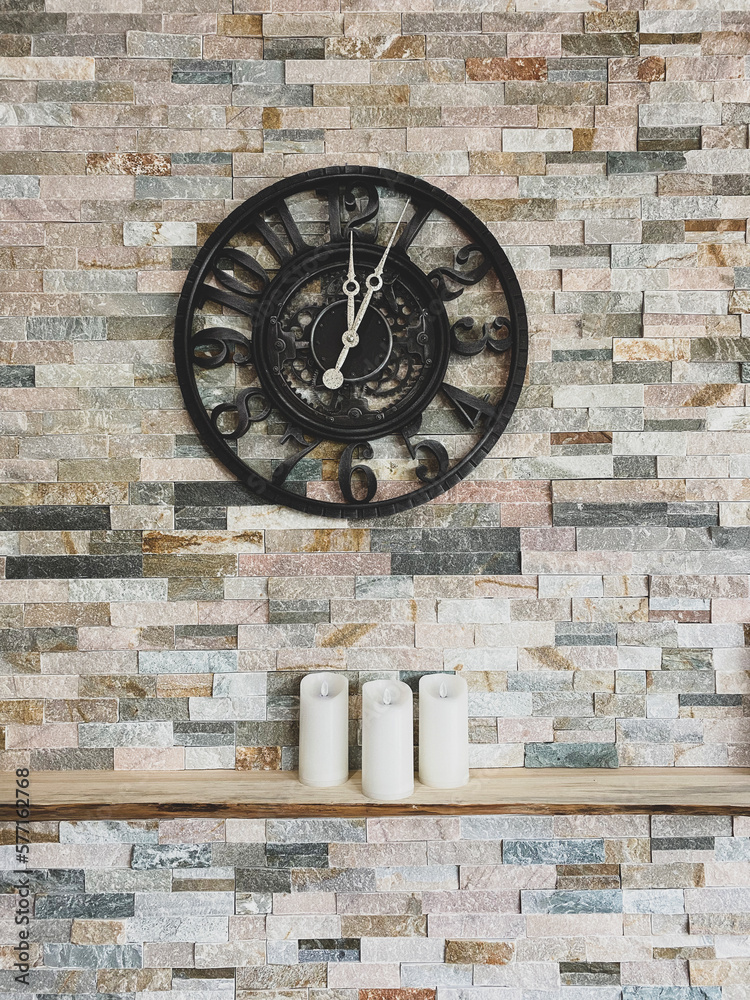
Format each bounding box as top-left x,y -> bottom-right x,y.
4,768 -> 750,819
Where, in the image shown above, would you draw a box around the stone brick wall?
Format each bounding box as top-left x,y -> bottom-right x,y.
8,814 -> 750,996
1,2 -> 750,773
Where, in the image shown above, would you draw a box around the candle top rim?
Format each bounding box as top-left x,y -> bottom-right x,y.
419,673 -> 467,697
300,672 -> 348,698
362,678 -> 412,707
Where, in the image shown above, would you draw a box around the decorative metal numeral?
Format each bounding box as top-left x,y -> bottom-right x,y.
338,442 -> 377,503
344,183 -> 379,239
428,244 -> 491,302
450,315 -> 512,357
324,182 -> 380,243
191,327 -> 253,368
442,383 -> 496,429
402,419 -> 450,484
272,424 -> 321,485
210,387 -> 271,440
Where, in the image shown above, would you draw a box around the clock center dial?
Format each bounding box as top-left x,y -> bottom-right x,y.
309,299 -> 393,384
253,241 -> 451,442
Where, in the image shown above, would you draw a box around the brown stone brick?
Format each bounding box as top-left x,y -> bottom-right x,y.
86,152 -> 171,175
445,941 -> 515,964
236,746 -> 281,770
0,700 -> 43,725
97,970 -> 172,993
24,603 -> 110,628
79,676 -> 157,699
467,57 -> 547,81
217,13 -> 261,34
341,916 -> 427,937
327,35 -> 425,59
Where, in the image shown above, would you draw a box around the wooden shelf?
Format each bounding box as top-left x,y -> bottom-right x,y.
4,768 -> 750,820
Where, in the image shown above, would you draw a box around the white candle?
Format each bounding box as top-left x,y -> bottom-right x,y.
361,679 -> 414,801
418,673 -> 469,789
298,672 -> 349,787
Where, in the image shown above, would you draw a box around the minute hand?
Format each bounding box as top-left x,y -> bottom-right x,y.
348,199 -> 410,337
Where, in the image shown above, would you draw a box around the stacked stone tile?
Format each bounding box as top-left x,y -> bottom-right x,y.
1,2 -> 750,775
5,814 -> 750,997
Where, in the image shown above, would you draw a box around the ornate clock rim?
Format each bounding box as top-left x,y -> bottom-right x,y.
174,164 -> 529,520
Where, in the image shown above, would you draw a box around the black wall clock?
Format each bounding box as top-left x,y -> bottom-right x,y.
174,166 -> 528,519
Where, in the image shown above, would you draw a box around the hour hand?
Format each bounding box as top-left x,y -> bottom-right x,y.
343,230 -> 359,332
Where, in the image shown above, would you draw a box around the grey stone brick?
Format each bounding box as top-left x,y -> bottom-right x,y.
614,456 -> 658,479
269,599 -> 330,624
299,938 -> 360,963
236,868 -> 292,893
134,177 -> 232,199
5,556 -> 142,579
172,59 -> 232,85
555,623 -> 617,646
608,151 -> 686,173
0,869 -> 83,893
267,843 -> 329,868
267,819 -> 366,843
35,893 -> 134,919
43,944 -> 143,968
553,503 -> 667,527
233,60 -> 285,84
460,816 -> 554,839
0,174 -> 39,198
139,651 -> 237,674
0,364 -> 33,386
264,37 -> 325,60
131,844 -> 212,869
0,505 -> 110,530
504,839 -> 605,865
30,749 -> 115,771
525,743 -> 619,768
548,57 -> 607,82
521,889 -> 623,913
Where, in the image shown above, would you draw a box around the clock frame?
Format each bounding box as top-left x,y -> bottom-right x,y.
174,165 -> 528,519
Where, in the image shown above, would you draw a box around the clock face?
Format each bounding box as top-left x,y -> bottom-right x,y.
174,166 -> 528,519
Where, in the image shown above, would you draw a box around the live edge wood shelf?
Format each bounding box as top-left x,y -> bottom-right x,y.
3,768 -> 750,820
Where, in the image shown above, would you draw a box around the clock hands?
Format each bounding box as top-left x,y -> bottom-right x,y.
321,199 -> 411,392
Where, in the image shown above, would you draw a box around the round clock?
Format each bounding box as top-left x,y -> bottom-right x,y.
174,166 -> 528,519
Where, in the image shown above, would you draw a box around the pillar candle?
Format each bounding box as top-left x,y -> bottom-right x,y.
418,673 -> 469,789
361,679 -> 414,801
298,671 -> 349,787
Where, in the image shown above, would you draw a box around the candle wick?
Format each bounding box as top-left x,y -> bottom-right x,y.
439,682 -> 448,699
383,688 -> 392,706
320,681 -> 329,698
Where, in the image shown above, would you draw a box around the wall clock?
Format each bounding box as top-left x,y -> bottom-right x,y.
174,166 -> 528,519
